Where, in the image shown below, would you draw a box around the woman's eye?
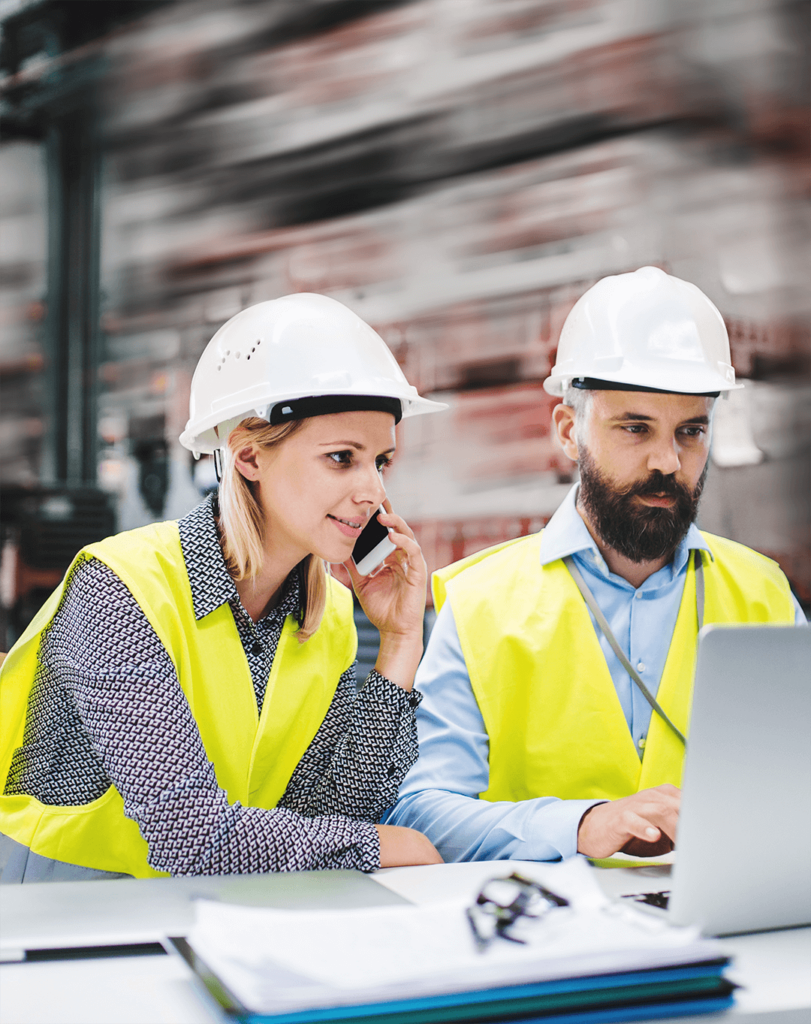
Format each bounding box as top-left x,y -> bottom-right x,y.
327,451 -> 353,466
376,455 -> 393,472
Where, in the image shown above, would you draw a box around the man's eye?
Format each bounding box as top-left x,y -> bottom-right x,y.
623,424 -> 647,434
680,427 -> 706,439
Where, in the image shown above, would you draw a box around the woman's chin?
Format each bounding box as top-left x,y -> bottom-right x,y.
311,543 -> 354,566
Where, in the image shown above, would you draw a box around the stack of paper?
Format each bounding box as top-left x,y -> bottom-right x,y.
177,860 -> 734,1023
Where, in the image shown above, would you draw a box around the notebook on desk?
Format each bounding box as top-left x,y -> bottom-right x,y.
622,624 -> 811,936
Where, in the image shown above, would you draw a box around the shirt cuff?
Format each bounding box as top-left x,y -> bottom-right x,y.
362,669 -> 423,711
562,799 -> 608,860
521,798 -> 607,861
321,817 -> 381,873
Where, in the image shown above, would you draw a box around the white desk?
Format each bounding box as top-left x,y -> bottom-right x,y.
1,861 -> 809,1024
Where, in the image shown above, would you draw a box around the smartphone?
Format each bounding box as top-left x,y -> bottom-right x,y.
352,507 -> 397,576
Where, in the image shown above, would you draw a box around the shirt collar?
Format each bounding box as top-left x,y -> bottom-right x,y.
539,483 -> 712,578
177,495 -> 300,622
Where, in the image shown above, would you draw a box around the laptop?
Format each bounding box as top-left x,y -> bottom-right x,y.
0,869 -> 409,958
622,624 -> 811,936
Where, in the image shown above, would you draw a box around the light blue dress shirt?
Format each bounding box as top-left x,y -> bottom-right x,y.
384,485 -> 806,862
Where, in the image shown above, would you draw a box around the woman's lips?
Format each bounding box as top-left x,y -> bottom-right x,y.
328,514 -> 363,538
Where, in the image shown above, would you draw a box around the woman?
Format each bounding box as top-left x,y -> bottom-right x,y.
0,294 -> 445,881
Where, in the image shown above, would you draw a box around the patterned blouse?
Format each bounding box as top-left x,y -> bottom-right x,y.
4,497 -> 422,875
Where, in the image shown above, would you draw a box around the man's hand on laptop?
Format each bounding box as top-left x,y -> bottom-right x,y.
576,785 -> 681,859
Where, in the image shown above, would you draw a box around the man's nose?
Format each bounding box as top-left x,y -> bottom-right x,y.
646,436 -> 681,477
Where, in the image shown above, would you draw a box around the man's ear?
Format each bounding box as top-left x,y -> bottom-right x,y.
233,443 -> 261,481
552,403 -> 580,463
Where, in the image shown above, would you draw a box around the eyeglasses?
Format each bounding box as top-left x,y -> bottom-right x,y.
466,872 -> 570,952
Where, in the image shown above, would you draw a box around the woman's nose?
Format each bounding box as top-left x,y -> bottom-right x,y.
356,463 -> 387,506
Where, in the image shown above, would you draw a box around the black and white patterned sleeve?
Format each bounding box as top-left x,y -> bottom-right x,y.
32,557 -> 380,875
279,664 -> 422,822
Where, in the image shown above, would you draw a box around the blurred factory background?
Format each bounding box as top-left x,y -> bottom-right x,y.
0,0 -> 809,651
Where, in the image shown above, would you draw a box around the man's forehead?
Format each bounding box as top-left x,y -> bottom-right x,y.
590,390 -> 714,421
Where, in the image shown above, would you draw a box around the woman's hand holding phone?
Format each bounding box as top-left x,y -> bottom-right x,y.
343,500 -> 427,692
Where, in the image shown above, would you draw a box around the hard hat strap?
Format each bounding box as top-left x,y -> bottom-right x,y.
563,552 -> 705,749
571,377 -> 720,398
269,395 -> 402,425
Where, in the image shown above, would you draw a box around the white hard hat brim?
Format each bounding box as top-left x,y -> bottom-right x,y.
543,363 -> 744,398
181,388 -> 447,456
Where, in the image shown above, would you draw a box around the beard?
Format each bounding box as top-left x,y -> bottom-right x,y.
577,447 -> 708,564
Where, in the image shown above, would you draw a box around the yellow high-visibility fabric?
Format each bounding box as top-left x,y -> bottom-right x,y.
0,520 -> 356,877
433,531 -> 795,804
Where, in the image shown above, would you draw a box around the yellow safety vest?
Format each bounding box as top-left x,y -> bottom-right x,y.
433,531 -> 795,804
0,520 -> 356,877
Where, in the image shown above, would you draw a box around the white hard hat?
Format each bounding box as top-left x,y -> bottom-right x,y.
543,266 -> 743,397
180,293 -> 446,456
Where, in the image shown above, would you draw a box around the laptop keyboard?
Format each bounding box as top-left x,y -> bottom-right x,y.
622,891 -> 671,909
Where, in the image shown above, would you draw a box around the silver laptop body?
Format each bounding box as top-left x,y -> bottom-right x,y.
666,624 -> 810,935
0,870 -> 408,955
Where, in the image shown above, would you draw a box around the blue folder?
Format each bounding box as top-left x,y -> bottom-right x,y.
170,937 -> 734,1024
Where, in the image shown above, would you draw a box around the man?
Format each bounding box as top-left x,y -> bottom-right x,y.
385,266 -> 804,862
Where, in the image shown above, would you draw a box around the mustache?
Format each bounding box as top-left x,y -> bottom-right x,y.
620,471 -> 698,503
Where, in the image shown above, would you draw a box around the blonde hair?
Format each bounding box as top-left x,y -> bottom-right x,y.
217,417 -> 328,642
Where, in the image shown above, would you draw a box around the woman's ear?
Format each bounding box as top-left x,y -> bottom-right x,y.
552,402 -> 580,463
233,442 -> 262,481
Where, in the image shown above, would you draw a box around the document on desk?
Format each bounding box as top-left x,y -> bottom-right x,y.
182,859 -> 731,1019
